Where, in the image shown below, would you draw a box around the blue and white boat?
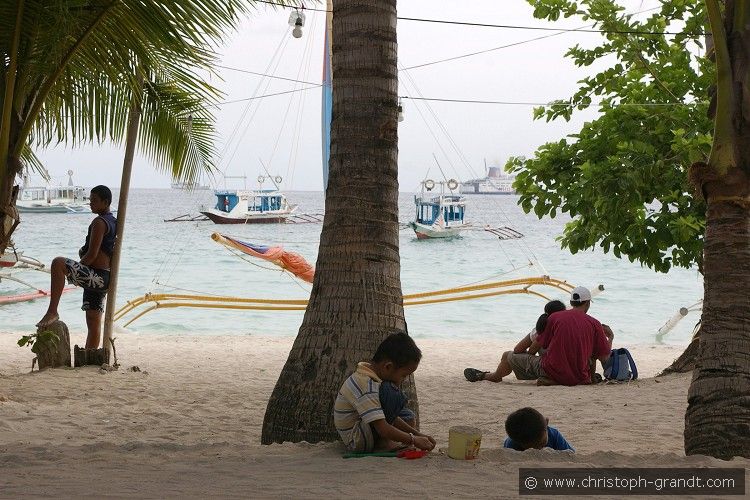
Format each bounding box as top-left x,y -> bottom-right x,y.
409,179 -> 470,239
200,176 -> 297,224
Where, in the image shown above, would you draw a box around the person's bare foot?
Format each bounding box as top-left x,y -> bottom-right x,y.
35,313 -> 59,328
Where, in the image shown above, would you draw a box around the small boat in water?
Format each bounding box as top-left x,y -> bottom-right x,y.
16,170 -> 89,213
171,180 -> 211,191
409,179 -> 470,239
200,176 -> 297,224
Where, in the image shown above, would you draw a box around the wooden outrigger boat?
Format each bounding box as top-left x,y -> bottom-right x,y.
0,250 -> 73,304
200,176 -> 297,224
409,179 -> 470,239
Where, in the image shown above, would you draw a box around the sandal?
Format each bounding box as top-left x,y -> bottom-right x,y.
464,367 -> 487,382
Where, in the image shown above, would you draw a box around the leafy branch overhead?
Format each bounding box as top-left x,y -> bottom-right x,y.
511,0 -> 712,272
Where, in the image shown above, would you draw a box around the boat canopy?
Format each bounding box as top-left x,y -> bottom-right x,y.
414,195 -> 465,225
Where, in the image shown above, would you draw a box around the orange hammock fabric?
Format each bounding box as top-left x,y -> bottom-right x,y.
211,233 -> 315,283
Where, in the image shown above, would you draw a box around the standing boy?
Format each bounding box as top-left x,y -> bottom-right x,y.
334,333 -> 436,452
36,185 -> 117,349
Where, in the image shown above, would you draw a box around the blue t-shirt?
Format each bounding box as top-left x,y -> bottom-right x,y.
503,426 -> 574,451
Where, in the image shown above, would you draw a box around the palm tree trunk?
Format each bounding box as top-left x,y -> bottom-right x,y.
262,0 -> 412,444
684,170 -> 750,458
0,165 -> 21,255
102,74 -> 144,352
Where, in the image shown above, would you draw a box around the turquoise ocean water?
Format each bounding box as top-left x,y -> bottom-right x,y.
3,189 -> 702,346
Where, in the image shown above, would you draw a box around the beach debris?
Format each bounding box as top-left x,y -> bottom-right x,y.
109,337 -> 119,370
129,366 -> 141,372
99,363 -> 118,374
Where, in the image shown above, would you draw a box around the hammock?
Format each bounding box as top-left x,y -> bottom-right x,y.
211,233 -> 315,283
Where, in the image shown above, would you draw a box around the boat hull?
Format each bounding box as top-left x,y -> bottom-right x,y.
200,211 -> 291,224
17,204 -> 89,214
409,222 -> 465,239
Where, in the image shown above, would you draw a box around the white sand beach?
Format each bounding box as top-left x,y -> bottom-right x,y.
1,332 -> 747,498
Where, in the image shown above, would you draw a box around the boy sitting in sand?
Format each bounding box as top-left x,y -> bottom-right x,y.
503,407 -> 573,451
334,332 -> 436,453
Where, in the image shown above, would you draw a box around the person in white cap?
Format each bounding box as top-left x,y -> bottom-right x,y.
464,286 -> 613,386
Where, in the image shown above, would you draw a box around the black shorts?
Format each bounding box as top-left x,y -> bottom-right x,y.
63,259 -> 110,312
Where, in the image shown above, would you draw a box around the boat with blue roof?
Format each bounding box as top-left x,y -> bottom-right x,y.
409,179 -> 470,239
200,175 -> 297,224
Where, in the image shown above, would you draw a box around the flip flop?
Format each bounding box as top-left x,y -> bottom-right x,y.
464,367 -> 487,382
342,451 -> 399,459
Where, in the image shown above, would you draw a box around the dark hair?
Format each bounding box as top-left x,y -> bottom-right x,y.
90,185 -> 112,205
505,407 -> 547,450
372,332 -> 422,368
544,300 -> 566,315
536,300 -> 566,332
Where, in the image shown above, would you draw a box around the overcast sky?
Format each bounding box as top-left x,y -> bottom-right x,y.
35,0 -> 660,191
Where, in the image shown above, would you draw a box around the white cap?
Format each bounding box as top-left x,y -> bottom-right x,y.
570,286 -> 592,302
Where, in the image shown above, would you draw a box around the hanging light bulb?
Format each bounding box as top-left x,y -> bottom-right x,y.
289,10 -> 306,38
397,98 -> 405,122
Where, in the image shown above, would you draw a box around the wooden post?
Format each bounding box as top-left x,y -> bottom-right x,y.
102,73 -> 144,353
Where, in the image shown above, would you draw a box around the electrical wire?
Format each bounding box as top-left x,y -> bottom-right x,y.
252,0 -> 702,37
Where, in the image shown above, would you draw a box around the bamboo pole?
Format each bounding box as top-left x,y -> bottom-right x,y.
102,73 -> 144,351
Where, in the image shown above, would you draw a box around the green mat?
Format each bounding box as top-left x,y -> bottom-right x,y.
342,451 -> 399,459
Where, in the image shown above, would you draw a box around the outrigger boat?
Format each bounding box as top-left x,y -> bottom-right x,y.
0,249 -> 73,304
409,179 -> 470,239
16,170 -> 89,214
200,175 -> 298,224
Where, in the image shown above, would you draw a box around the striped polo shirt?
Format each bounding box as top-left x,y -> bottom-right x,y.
334,362 -> 385,452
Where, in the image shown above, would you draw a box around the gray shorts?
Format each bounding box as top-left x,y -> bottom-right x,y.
505,351 -> 546,380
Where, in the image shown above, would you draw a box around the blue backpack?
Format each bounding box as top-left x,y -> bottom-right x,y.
603,348 -> 638,381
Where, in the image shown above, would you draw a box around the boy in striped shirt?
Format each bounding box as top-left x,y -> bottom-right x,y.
334,333 -> 436,452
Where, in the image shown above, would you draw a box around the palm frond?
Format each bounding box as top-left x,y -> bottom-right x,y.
19,143 -> 48,181
3,0 -> 255,183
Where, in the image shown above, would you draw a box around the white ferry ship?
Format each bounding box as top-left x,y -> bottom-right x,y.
460,165 -> 516,195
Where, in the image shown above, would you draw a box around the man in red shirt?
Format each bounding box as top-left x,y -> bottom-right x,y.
464,286 -> 612,385
535,286 -> 612,385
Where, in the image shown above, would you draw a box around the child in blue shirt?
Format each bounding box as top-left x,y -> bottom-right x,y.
503,407 -> 574,451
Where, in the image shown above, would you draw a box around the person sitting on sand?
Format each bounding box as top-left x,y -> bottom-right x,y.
463,300 -> 566,383
334,332 -> 436,453
510,299 -> 566,357
503,407 -> 573,451
465,287 -> 612,386
36,185 -> 117,349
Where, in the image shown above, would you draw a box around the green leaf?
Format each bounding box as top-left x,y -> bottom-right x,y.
513,0 -> 710,273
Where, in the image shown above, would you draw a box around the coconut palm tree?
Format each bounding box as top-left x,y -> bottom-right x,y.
262,0 -> 414,444
0,0 -> 252,255
684,0 -> 750,459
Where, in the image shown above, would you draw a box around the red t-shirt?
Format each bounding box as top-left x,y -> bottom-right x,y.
537,309 -> 610,386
